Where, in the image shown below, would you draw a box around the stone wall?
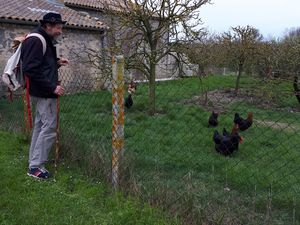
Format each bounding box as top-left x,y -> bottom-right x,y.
0,23 -> 106,95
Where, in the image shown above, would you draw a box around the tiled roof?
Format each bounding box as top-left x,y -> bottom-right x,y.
64,0 -> 123,12
0,0 -> 107,31
64,0 -> 106,10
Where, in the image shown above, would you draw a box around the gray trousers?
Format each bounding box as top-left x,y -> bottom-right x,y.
29,97 -> 57,169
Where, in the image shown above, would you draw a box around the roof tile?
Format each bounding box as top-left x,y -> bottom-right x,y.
64,0 -> 124,12
0,0 -> 107,30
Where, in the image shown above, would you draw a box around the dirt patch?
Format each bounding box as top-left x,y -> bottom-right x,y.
182,88 -> 300,113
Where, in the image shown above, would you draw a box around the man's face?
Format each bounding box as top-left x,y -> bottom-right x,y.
45,23 -> 63,39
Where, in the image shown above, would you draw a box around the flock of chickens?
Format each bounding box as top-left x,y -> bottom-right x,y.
124,81 -> 253,157
209,111 -> 254,156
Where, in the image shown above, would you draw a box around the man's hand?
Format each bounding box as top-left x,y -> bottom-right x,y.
54,85 -> 64,96
57,58 -> 69,67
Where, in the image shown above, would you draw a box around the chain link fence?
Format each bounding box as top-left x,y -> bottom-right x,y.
0,57 -> 300,224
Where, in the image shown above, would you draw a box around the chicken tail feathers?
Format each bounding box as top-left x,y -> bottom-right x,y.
213,130 -> 222,144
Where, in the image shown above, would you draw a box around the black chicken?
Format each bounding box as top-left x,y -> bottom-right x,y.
213,124 -> 243,156
234,112 -> 253,131
208,111 -> 219,127
222,128 -> 229,136
125,94 -> 133,109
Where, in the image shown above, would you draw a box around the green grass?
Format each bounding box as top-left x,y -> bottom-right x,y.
0,94 -> 25,132
0,131 -> 173,225
1,74 -> 300,224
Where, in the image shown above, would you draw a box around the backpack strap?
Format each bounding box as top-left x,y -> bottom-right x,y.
22,33 -> 46,130
26,33 -> 47,55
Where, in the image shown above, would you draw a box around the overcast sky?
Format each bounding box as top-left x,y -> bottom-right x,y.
199,0 -> 300,38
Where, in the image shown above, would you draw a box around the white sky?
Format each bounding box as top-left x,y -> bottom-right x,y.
199,0 -> 300,38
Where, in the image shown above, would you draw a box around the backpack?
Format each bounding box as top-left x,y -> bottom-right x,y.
1,33 -> 46,92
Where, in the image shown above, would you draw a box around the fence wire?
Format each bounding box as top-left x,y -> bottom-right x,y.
0,60 -> 299,225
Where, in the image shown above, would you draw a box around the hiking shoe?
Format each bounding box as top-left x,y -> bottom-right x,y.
40,166 -> 49,174
27,167 -> 51,180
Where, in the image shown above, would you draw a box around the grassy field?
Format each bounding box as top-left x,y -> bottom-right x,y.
0,131 -> 173,225
1,74 -> 300,224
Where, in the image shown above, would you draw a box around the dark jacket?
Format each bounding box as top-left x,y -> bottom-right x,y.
21,27 -> 59,98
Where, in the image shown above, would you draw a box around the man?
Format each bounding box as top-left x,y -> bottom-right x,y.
21,12 -> 68,179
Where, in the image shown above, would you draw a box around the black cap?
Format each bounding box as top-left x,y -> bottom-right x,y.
39,12 -> 67,25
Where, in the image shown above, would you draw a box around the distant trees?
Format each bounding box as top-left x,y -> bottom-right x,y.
176,34 -> 217,77
254,40 -> 280,79
178,25 -> 300,103
180,26 -> 262,94
219,26 -> 262,94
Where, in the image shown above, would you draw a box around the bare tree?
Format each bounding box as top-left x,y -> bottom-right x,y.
102,0 -> 211,115
176,34 -> 217,77
175,35 -> 218,104
220,25 -> 262,94
246,39 -> 281,82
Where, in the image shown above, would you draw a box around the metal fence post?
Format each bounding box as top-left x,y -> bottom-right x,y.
112,55 -> 125,189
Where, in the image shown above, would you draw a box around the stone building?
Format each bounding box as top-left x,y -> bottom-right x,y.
64,0 -> 177,80
0,0 -> 107,95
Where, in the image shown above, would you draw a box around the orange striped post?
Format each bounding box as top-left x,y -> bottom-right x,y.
112,55 -> 125,189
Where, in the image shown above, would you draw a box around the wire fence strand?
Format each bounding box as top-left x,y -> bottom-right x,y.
0,59 -> 299,225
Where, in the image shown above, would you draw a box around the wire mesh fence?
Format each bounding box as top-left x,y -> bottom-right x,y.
124,76 -> 300,224
0,89 -> 27,133
0,57 -> 300,224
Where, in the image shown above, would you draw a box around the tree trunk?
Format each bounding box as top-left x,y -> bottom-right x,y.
149,62 -> 156,115
293,74 -> 300,104
198,64 -> 205,77
198,76 -> 208,105
235,63 -> 243,95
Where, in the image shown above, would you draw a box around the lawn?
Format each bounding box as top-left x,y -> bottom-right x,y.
1,74 -> 299,224
0,131 -> 174,225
